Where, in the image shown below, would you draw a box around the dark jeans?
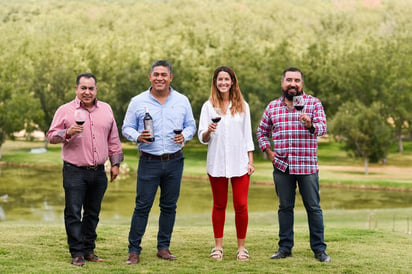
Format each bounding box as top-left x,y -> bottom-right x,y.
273,167 -> 327,253
128,153 -> 184,254
63,162 -> 108,258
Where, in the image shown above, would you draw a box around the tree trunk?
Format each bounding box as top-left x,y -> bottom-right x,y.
43,131 -> 48,149
364,157 -> 369,175
397,134 -> 403,153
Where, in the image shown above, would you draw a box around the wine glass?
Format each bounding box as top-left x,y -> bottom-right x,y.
211,107 -> 222,124
173,119 -> 183,135
173,118 -> 184,148
293,95 -> 305,125
74,109 -> 86,137
293,95 -> 304,111
210,107 -> 222,136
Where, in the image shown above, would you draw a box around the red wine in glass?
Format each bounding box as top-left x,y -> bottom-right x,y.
173,129 -> 183,134
293,95 -> 304,111
74,109 -> 86,137
211,117 -> 221,123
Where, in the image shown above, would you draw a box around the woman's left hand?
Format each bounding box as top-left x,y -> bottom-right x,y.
248,163 -> 255,175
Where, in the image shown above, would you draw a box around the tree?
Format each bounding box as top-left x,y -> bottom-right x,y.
1,0 -> 412,153
330,101 -> 393,174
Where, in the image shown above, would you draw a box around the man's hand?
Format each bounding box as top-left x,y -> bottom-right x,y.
174,133 -> 185,148
299,113 -> 312,129
67,123 -> 83,137
110,165 -> 119,182
265,149 -> 275,162
137,130 -> 153,143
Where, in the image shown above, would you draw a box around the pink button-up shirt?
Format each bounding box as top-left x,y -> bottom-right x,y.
47,97 -> 123,167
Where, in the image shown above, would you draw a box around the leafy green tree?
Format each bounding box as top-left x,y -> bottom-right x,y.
0,46 -> 42,157
330,101 -> 393,174
379,38 -> 412,152
329,38 -> 412,152
0,0 -> 411,157
28,51 -> 75,148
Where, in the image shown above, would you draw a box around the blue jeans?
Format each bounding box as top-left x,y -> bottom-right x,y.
273,167 -> 327,253
128,153 -> 184,254
62,162 -> 108,258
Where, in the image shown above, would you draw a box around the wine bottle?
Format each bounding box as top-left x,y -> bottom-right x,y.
143,107 -> 155,142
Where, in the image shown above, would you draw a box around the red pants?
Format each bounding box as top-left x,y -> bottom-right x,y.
208,173 -> 250,239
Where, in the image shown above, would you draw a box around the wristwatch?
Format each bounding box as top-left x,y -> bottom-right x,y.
309,125 -> 315,133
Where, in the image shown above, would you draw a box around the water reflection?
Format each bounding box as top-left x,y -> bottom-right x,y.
0,166 -> 411,222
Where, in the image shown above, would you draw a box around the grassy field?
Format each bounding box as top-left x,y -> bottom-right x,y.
0,209 -> 411,273
0,140 -> 411,273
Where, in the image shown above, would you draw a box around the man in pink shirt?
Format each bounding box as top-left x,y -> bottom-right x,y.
47,72 -> 123,266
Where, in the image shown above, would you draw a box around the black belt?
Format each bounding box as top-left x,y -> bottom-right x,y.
140,150 -> 182,161
64,161 -> 105,171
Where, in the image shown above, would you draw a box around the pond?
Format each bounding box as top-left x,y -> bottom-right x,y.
0,165 -> 411,222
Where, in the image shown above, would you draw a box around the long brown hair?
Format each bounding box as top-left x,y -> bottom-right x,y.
209,66 -> 245,115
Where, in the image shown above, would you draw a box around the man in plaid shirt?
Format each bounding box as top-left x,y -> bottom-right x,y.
256,67 -> 330,263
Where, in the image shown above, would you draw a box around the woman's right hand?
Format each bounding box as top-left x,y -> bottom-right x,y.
208,122 -> 217,134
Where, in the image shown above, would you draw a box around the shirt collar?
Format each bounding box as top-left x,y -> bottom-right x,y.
75,97 -> 99,109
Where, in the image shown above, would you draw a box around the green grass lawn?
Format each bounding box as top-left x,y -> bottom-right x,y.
0,209 -> 411,273
0,140 -> 411,273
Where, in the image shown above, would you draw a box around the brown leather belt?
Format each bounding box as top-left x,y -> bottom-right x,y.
140,150 -> 182,161
64,161 -> 105,171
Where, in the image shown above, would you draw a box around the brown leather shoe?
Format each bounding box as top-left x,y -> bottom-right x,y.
72,256 -> 86,266
156,249 -> 176,260
126,253 -> 139,265
85,253 -> 104,262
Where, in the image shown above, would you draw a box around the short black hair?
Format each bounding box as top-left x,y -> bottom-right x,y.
282,67 -> 304,82
76,72 -> 97,86
151,60 -> 173,75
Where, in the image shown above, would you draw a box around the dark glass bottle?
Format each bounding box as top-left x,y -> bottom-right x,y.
143,107 -> 155,142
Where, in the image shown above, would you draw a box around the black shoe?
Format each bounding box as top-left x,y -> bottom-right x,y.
71,256 -> 86,266
315,251 -> 331,262
270,250 -> 292,259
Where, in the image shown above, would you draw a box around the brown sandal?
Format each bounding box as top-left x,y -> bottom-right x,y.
210,247 -> 223,261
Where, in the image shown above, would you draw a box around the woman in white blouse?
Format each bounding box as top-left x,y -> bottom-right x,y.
198,66 -> 255,261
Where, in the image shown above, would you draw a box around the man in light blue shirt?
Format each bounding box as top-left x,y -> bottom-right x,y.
122,60 -> 196,265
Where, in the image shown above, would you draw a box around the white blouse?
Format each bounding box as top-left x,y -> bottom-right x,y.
198,100 -> 255,178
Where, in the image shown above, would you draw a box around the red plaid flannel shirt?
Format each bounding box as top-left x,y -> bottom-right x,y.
256,94 -> 327,175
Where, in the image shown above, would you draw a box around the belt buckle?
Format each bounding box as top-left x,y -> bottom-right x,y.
160,154 -> 170,161
87,165 -> 98,171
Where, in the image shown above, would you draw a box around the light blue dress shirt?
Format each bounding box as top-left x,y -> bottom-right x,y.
122,87 -> 196,155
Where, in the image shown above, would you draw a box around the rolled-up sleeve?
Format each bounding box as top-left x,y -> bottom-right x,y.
108,116 -> 124,165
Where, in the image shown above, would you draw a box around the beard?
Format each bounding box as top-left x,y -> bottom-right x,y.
283,87 -> 302,100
